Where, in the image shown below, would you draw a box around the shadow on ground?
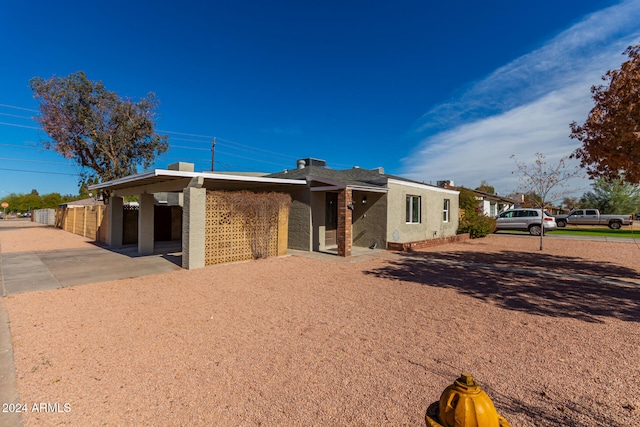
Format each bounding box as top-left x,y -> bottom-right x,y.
94,241 -> 183,267
365,250 -> 640,323
484,383 -> 627,427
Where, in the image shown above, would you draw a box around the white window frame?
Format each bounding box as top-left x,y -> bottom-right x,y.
443,199 -> 450,222
406,195 -> 421,224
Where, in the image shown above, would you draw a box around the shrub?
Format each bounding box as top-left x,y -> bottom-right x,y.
458,212 -> 496,239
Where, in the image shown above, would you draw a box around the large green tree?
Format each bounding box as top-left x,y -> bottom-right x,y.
570,45 -> 640,184
0,191 -> 78,212
580,178 -> 640,214
30,71 -> 169,189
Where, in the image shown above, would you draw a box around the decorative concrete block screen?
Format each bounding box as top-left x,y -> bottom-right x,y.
205,191 -> 290,265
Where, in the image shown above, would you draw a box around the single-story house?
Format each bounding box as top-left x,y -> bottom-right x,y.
437,182 -> 515,217
468,189 -> 515,217
265,158 -> 460,253
89,158 -> 461,269
58,197 -> 104,208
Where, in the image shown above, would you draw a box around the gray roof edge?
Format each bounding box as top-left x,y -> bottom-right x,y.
89,169 -> 307,190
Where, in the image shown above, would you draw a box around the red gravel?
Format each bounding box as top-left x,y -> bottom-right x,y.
2,223 -> 639,426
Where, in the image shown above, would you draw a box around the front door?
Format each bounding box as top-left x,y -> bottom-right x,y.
325,193 -> 338,246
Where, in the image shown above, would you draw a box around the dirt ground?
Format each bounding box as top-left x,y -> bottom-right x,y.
1,222 -> 639,426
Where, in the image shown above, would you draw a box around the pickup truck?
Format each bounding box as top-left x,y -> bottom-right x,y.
555,209 -> 634,229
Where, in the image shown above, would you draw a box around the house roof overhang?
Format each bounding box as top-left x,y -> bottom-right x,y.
387,178 -> 460,195
89,169 -> 307,197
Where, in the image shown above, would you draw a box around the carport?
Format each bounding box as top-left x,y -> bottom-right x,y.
89,162 -> 306,269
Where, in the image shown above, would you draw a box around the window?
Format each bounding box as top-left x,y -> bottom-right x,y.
443,199 -> 450,222
406,195 -> 421,223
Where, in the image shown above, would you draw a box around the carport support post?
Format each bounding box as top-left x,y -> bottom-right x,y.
107,196 -> 123,247
182,187 -> 206,269
138,193 -> 155,255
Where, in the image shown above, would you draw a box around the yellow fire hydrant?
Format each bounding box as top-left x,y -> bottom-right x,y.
426,372 -> 511,427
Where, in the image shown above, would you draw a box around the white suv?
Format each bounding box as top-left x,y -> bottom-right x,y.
495,209 -> 557,235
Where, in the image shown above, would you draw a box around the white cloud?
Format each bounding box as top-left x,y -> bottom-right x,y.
403,0 -> 640,197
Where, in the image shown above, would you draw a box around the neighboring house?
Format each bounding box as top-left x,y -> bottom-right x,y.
89,158 -> 461,269
508,193 -> 568,215
58,197 -> 104,208
469,189 -> 515,217
437,183 -> 515,217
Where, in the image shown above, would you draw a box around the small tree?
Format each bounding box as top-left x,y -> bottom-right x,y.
570,45 -> 640,184
30,71 -> 169,193
512,153 -> 582,250
562,197 -> 580,211
475,180 -> 495,194
522,192 -> 542,208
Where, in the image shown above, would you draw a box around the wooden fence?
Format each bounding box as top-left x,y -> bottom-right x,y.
55,206 -> 107,242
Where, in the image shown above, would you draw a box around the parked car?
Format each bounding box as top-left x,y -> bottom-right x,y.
495,208 -> 557,236
555,209 -> 633,229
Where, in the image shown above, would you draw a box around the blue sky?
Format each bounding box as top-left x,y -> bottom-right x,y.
1,0 -> 639,199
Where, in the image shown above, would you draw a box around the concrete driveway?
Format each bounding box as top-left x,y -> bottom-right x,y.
1,236 -> 181,296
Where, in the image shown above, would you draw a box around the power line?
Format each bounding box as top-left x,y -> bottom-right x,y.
216,137 -> 299,161
167,137 -> 213,143
0,112 -> 33,120
0,104 -> 39,113
158,129 -> 214,139
0,167 -> 78,176
214,149 -> 288,167
171,144 -> 210,152
164,134 -> 298,164
0,157 -> 73,166
0,143 -> 42,150
0,102 -> 299,168
0,121 -> 40,130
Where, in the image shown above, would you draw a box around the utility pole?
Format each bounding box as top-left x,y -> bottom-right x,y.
211,137 -> 216,171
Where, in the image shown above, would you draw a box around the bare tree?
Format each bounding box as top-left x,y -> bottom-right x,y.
511,153 -> 582,250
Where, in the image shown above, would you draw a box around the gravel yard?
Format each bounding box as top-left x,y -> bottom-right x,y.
1,222 -> 639,426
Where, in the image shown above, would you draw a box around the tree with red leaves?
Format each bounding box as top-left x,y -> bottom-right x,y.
570,45 -> 640,184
